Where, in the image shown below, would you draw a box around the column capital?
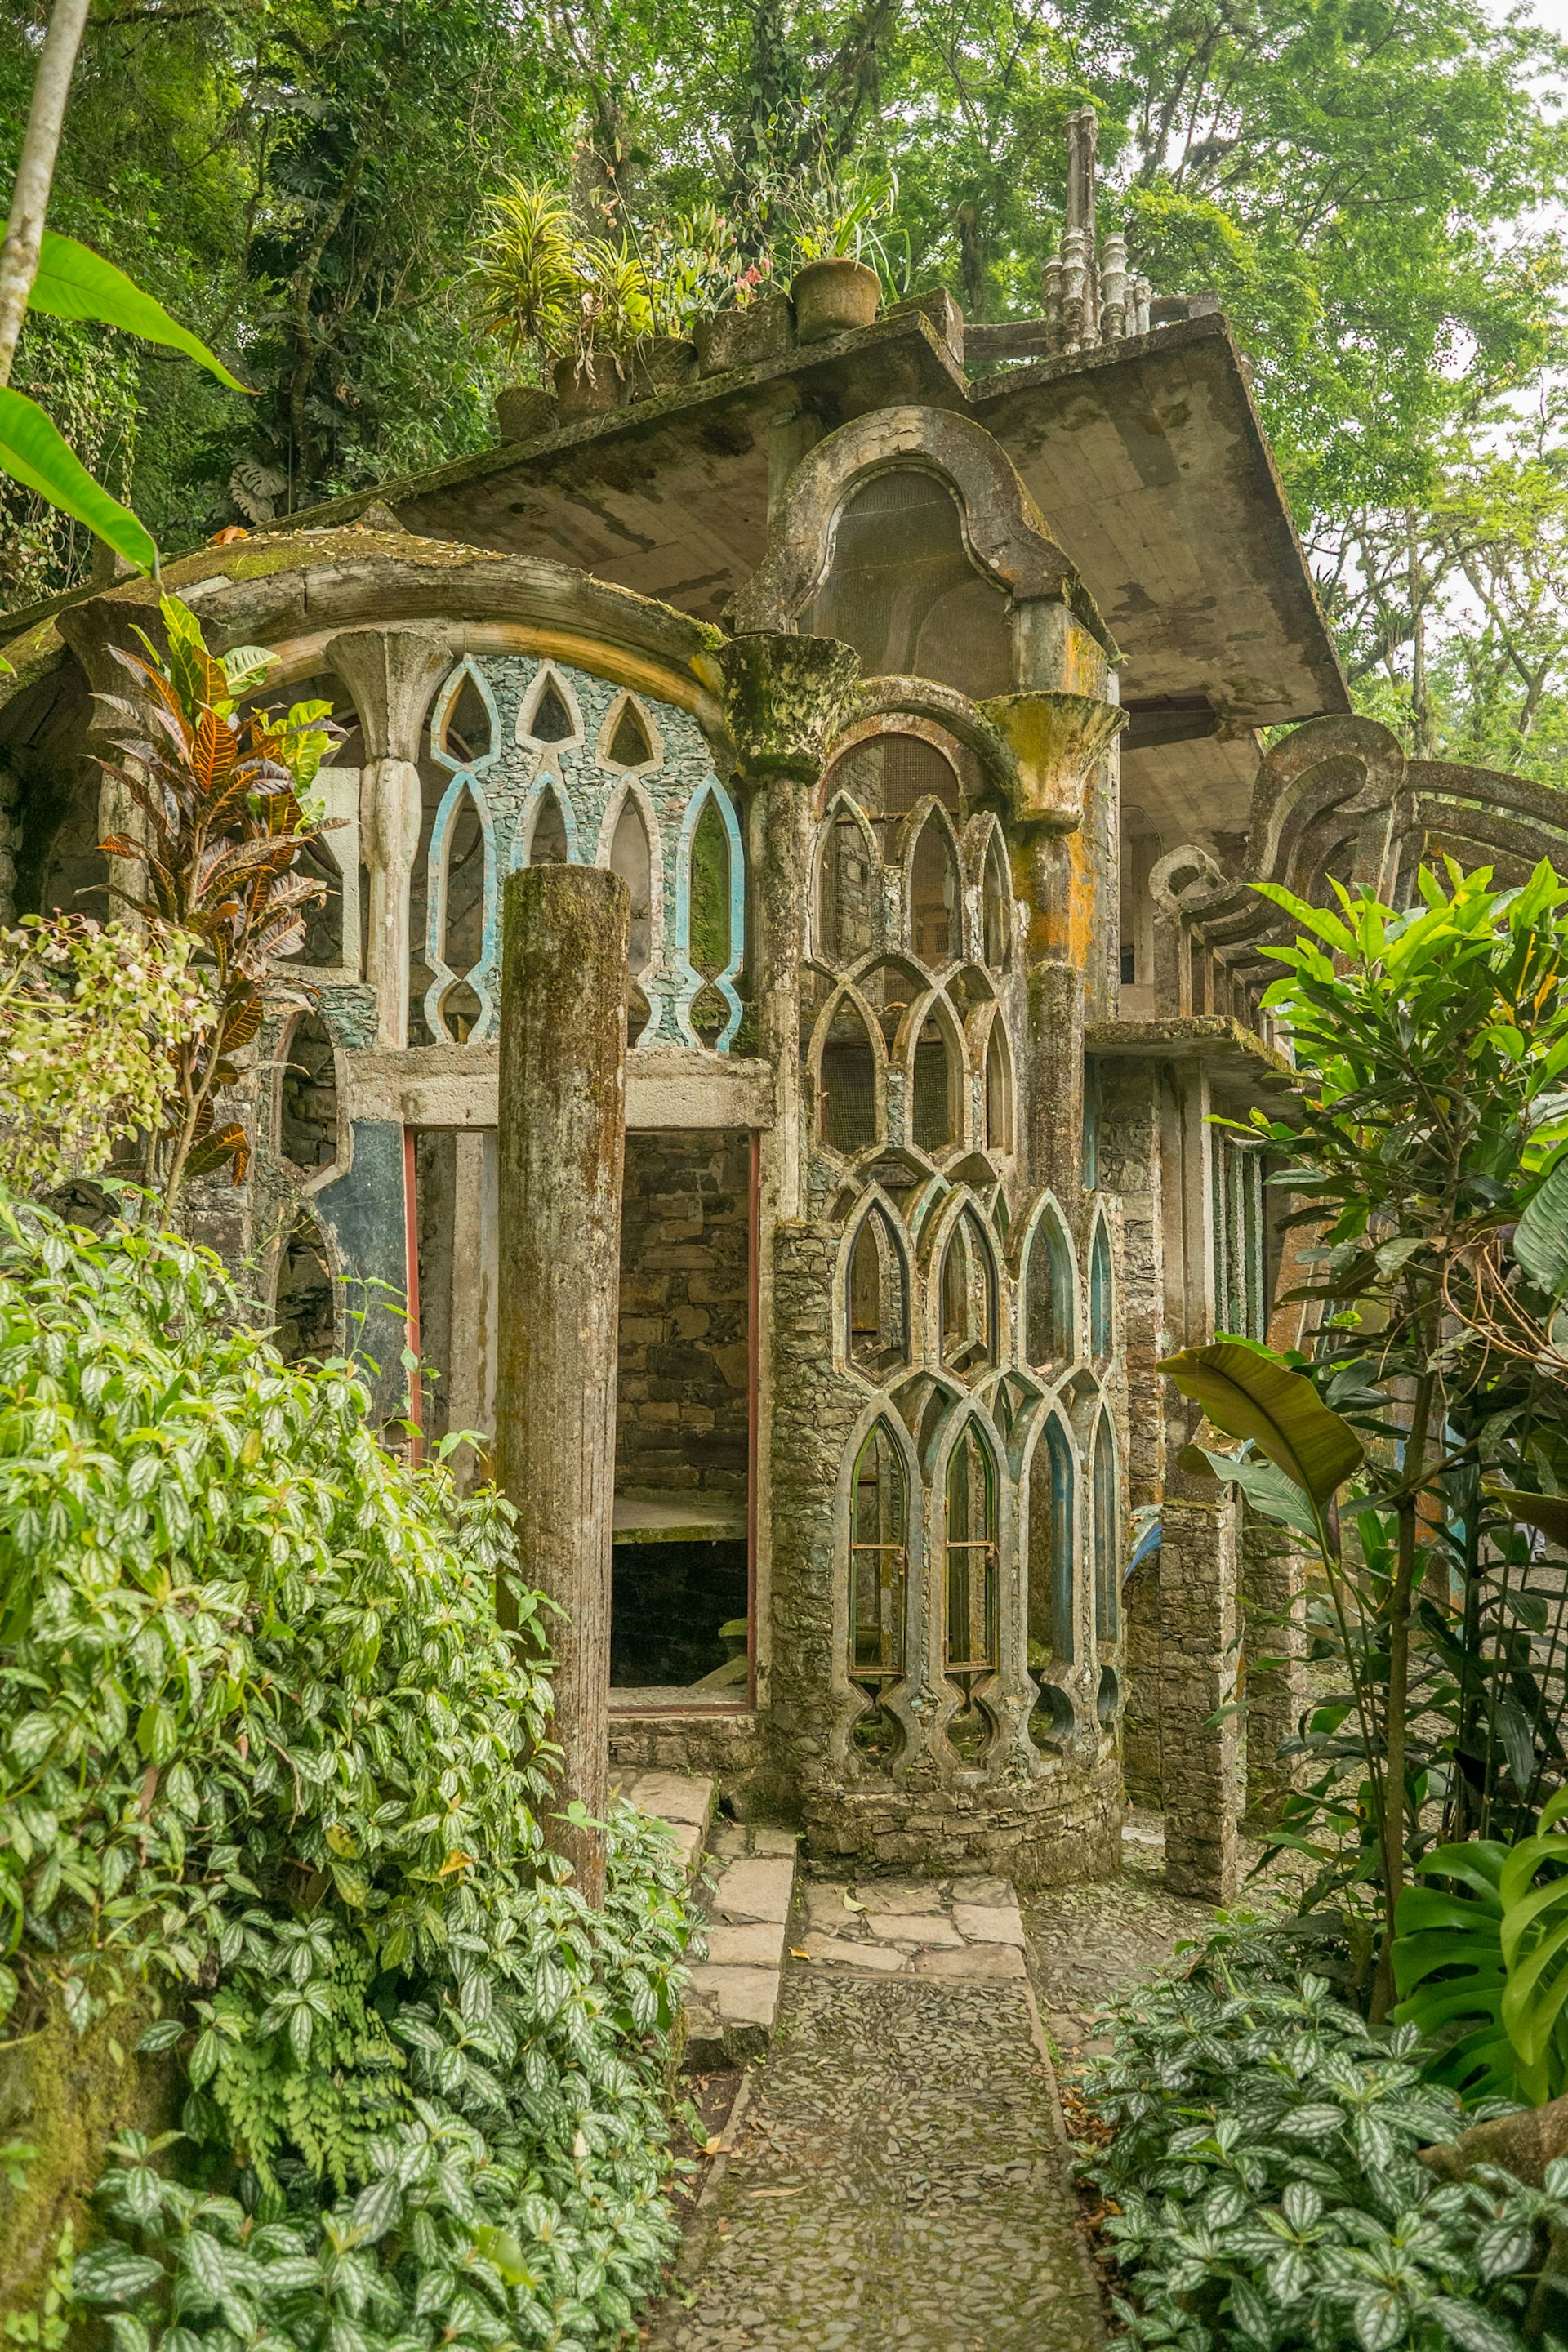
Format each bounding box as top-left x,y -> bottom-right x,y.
324,626 -> 452,762
702,632 -> 862,782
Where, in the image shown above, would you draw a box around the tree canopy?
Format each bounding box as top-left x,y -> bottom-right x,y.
2,0 -> 1565,769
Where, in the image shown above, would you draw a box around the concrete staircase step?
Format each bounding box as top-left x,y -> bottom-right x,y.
614,1767 -> 717,1883
683,1818 -> 800,2070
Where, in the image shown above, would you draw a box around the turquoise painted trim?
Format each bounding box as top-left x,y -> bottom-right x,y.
429,659 -> 503,777
424,772 -> 500,1044
670,777 -> 746,1054
510,774 -> 582,868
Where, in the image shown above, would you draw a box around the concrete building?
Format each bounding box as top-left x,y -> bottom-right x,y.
6,152 -> 1564,1897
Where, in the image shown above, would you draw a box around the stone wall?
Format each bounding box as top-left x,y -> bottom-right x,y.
617,1129 -> 751,1500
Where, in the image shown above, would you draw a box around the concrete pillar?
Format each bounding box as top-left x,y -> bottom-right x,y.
324,628 -> 451,1048
494,863 -> 629,1907
1159,1494 -> 1240,1901
1242,1511 -> 1306,1826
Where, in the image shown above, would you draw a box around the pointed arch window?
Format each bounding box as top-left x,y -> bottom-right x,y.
1028,1417 -> 1075,1667
984,1018 -> 1013,1152
274,1214 -> 337,1366
521,669 -> 577,746
982,832 -> 1010,968
945,1421 -> 999,1686
847,1203 -> 908,1376
1026,1211 -> 1074,1369
604,693 -> 656,769
939,1208 -> 996,1374
527,785 -> 571,866
817,804 -> 877,965
1089,1221 -> 1113,1360
911,1003 -> 959,1152
608,792 -> 655,976
674,782 -> 745,1052
278,1013 -> 339,1174
849,1421 -> 908,1686
909,813 -> 958,964
820,995 -> 878,1155
439,669 -> 492,764
1093,1415 -> 1120,1642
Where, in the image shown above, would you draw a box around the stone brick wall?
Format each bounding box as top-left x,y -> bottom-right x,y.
617,1129 -> 751,1499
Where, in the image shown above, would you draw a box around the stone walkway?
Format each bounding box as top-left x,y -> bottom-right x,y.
647,1876 -> 1102,2350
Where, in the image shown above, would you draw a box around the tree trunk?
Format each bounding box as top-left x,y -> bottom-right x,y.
0,0 -> 92,388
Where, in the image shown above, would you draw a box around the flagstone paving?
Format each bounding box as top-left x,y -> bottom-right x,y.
647,1874 -> 1102,2351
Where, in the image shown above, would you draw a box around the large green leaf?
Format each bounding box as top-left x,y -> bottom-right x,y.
1158,1335 -> 1363,1508
29,233 -> 250,394
1514,1155 -> 1568,1299
0,388 -> 154,572
1493,1488 -> 1568,1548
1179,1442 -> 1319,1540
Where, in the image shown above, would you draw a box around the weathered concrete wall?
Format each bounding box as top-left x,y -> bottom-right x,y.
1158,1494 -> 1240,1901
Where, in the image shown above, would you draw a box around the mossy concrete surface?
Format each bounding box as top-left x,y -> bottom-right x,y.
0,1980 -> 178,2319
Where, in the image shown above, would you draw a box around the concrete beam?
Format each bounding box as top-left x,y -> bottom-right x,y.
341,1043 -> 774,1131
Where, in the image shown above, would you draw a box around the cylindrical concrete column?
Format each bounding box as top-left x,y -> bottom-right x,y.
495,863 -> 629,1908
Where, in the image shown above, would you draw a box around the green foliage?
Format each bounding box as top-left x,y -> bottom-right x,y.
1160,1335 -> 1363,1516
1183,864 -> 1568,2020
0,915 -> 203,1198
1395,1790 -> 1568,2108
0,1192 -> 693,2344
1083,1929 -> 1568,2352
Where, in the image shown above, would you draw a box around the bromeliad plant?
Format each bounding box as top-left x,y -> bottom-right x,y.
1161,859 -> 1568,2023
93,594 -> 339,1207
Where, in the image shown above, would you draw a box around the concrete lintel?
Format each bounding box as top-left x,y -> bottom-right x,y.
341,1043 -> 775,1130
1085,1014 -> 1301,1107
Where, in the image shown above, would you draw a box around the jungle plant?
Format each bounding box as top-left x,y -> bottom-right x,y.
470,179 -> 654,372
93,594 -> 338,1205
0,914 -> 203,1196
1162,859 -> 1568,2020
0,1191 -> 694,2343
1082,1924 -> 1568,2352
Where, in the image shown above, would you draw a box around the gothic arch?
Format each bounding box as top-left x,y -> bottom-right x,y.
672,777 -> 745,1051
813,791 -> 882,968
595,776 -> 666,982
726,407 -> 1094,634
429,658 -> 501,775
840,1192 -> 912,1380
1088,1210 -> 1115,1361
516,662 -> 584,751
596,687 -> 663,774
900,800 -> 964,969
515,776 -> 580,866
1018,1195 -> 1079,1371
813,983 -> 886,1158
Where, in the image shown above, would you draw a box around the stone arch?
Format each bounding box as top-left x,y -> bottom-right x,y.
902,801 -> 963,968
1089,1211 -> 1114,1361
839,1400 -> 924,1767
936,1405 -> 1004,1759
935,1199 -> 999,1377
906,987 -> 964,1155
976,816 -> 1013,969
596,776 -> 665,982
814,984 -> 884,1158
727,406 -> 1087,635
1024,1405 -> 1077,1672
982,1010 -> 1014,1156
430,657 -> 501,773
1091,1409 -> 1120,1642
823,723 -> 965,822
841,1193 -> 911,1379
1019,1196 -> 1078,1370
849,952 -> 927,1052
813,791 -> 881,967
424,769 -> 498,1043
517,777 -> 579,866
597,687 -> 662,774
272,1210 -> 341,1365
672,777 -> 745,1051
516,662 -> 584,751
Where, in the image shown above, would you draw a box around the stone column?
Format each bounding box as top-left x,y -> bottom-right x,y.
1241,1511 -> 1306,1825
1159,1494 -> 1240,1901
323,628 -> 451,1047
494,863 -> 629,1908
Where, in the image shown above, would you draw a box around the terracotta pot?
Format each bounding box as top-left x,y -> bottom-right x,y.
628,336 -> 698,401
551,352 -> 626,420
791,256 -> 880,344
493,384 -> 557,442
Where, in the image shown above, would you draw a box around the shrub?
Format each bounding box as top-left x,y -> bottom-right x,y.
0,1196 -> 694,2347
1081,1928 -> 1568,2352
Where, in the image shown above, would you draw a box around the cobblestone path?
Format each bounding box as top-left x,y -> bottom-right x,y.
648,1888 -> 1102,2351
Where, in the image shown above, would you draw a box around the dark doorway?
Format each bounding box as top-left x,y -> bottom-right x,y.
612,1129 -> 752,1699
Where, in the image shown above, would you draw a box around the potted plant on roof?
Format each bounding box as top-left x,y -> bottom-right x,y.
472,180 -> 653,428
785,165 -> 897,343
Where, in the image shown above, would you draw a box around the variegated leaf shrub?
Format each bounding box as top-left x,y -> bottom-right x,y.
1081,1928 -> 1568,2352
0,1196 -> 694,2348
